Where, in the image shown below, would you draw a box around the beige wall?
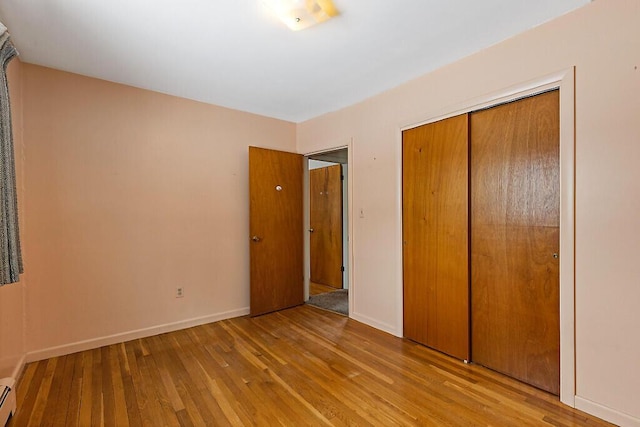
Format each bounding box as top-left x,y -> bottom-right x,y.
21,64 -> 296,357
0,58 -> 26,381
3,1 -> 638,425
298,0 -> 639,424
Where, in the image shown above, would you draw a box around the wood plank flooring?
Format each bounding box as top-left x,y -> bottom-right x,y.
8,305 -> 612,426
310,281 -> 338,296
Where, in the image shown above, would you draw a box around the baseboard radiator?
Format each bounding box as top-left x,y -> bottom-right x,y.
0,378 -> 16,426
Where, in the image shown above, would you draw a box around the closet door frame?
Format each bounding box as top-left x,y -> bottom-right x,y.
396,68 -> 576,407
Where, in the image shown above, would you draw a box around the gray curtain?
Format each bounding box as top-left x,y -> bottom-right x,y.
0,28 -> 22,285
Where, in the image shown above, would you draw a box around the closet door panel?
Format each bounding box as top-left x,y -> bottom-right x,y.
471,90 -> 560,394
403,114 -> 469,360
310,164 -> 343,288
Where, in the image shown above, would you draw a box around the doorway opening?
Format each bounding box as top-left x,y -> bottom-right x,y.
304,148 -> 349,316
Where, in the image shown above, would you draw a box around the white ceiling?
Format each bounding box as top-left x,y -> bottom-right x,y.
0,0 -> 590,123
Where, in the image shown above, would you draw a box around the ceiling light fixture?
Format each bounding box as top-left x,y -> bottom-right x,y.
262,0 -> 339,31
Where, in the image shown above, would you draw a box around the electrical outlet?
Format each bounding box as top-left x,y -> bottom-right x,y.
176,287 -> 184,298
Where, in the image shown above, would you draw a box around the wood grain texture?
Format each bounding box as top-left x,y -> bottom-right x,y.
8,305 -> 612,426
310,281 -> 337,296
310,164 -> 343,289
470,90 -> 560,394
402,114 -> 470,360
249,146 -> 303,316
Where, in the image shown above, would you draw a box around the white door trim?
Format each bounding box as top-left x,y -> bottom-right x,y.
303,142 -> 354,316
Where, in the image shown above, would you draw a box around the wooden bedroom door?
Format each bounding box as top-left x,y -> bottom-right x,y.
310,164 -> 343,289
470,90 -> 560,394
402,113 -> 470,361
249,146 -> 304,316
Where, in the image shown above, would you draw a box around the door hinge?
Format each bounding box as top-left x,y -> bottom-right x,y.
341,266 -> 345,272
341,175 -> 344,181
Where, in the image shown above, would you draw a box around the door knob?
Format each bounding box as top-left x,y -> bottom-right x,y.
552,253 -> 559,259
251,235 -> 262,242
308,228 -> 314,233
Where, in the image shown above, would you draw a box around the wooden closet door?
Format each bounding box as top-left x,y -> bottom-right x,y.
310,164 -> 343,288
470,90 -> 560,394
403,114 -> 469,361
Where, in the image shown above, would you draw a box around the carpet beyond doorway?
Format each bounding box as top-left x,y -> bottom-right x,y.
307,289 -> 348,315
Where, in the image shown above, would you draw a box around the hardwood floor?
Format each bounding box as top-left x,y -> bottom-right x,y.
8,306 -> 612,426
309,281 -> 338,296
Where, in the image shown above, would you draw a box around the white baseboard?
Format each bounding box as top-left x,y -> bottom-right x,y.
10,355 -> 25,388
575,396 -> 640,427
26,307 -> 250,362
350,311 -> 399,337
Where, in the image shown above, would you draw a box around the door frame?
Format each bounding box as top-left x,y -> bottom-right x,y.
397,68 -> 576,407
303,142 -> 353,315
